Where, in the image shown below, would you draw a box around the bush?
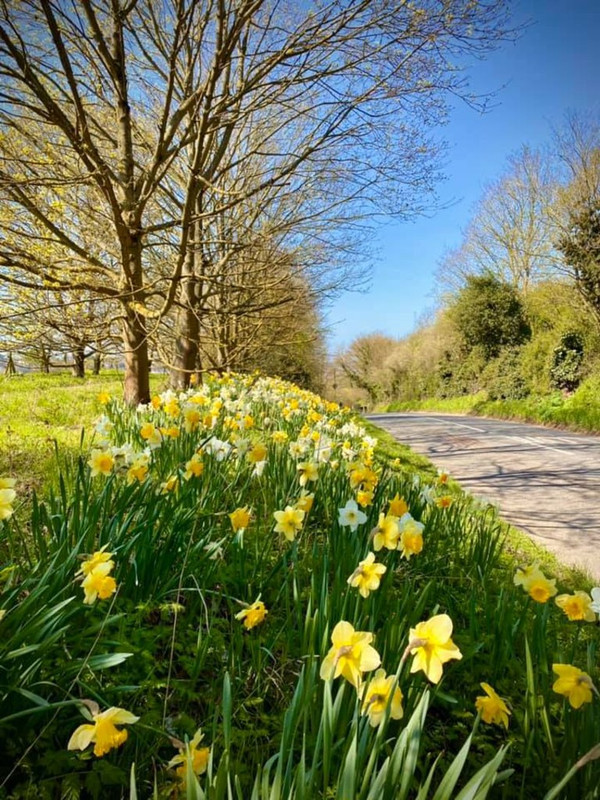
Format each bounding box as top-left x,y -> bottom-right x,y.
481,347 -> 530,400
551,331 -> 585,392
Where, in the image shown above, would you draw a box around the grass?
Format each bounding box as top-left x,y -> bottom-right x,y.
0,373 -> 599,799
0,372 -> 166,496
385,376 -> 600,434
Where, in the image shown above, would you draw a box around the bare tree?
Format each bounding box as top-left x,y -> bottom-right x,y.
0,1 -> 513,402
436,146 -> 556,296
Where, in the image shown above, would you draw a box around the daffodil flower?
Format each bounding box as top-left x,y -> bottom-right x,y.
359,669 -> 403,726
273,506 -> 305,541
320,620 -> 381,688
552,664 -> 596,708
555,591 -> 596,622
82,562 -> 117,605
407,614 -> 462,684
235,598 -> 267,629
168,729 -> 210,785
475,683 -> 511,728
68,703 -> 138,757
338,499 -> 367,531
347,552 -> 386,598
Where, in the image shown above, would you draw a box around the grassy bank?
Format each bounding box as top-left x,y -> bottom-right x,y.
386,375 -> 600,434
0,372 -> 166,496
1,374 -> 599,798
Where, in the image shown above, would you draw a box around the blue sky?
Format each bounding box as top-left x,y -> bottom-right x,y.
326,0 -> 600,353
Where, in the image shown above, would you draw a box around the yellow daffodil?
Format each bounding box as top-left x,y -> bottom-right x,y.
161,426 -> 180,439
0,488 -> 17,520
184,454 -> 204,480
68,703 -> 138,757
273,506 -> 305,541
151,394 -> 162,409
513,563 -> 544,589
320,620 -> 381,688
399,514 -> 424,559
555,591 -> 597,622
164,398 -> 180,417
88,449 -> 115,477
347,552 -> 387,598
160,475 -> 178,494
527,574 -> 557,603
126,459 -> 149,485
97,392 -> 111,405
230,507 -> 251,532
372,512 -> 399,551
408,614 -> 462,684
235,599 -> 267,629
435,495 -> 453,509
184,407 -> 202,432
0,478 -> 16,490
140,422 -> 156,440
388,494 -> 408,517
297,461 -> 318,487
295,492 -> 314,513
271,430 -> 289,444
356,489 -> 374,508
168,729 -> 210,785
475,683 -> 511,728
79,546 -> 114,577
248,443 -> 267,464
552,664 -> 595,708
82,562 -> 117,605
359,669 -> 403,726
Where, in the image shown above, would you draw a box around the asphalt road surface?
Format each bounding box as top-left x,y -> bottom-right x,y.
368,412 -> 600,580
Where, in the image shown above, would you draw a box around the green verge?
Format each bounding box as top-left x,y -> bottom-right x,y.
1,374 -> 599,798
385,377 -> 600,434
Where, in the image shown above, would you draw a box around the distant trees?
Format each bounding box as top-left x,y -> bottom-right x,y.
0,1 -> 513,401
338,114 -> 600,406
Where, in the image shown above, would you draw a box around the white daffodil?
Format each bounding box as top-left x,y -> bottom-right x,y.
338,499 -> 367,532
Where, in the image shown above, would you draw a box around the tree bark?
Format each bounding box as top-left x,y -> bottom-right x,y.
92,353 -> 102,374
72,344 -> 85,377
123,308 -> 150,406
4,352 -> 16,375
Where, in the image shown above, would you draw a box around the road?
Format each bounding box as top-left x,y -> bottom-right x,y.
368,412 -> 600,580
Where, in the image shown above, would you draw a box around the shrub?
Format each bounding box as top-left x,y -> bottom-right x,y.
551,331 -> 585,392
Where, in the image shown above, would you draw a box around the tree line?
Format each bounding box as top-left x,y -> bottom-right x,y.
335,112 -> 600,407
0,0 -> 513,401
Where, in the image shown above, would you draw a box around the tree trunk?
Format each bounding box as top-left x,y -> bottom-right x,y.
93,353 -> 102,375
40,344 -> 50,373
4,352 -> 16,375
123,308 -> 150,406
72,344 -> 85,378
171,207 -> 201,391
